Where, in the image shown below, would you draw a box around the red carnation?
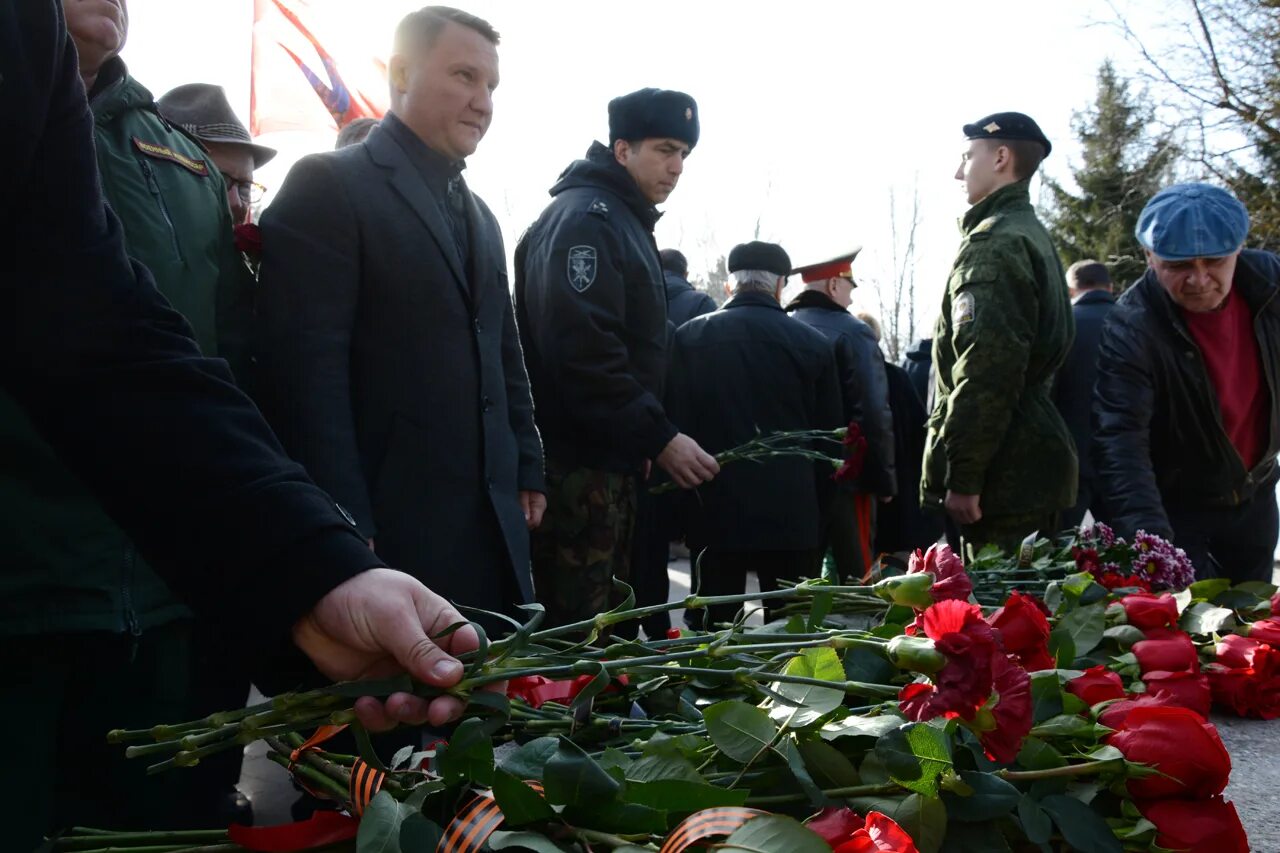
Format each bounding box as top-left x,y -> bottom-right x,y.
907,543 -> 972,604
899,600 -> 998,722
1106,706 -> 1231,800
986,591 -> 1054,672
1118,593 -> 1180,631
973,653 -> 1033,763
1133,628 -> 1199,674
1139,796 -> 1250,853
233,221 -> 262,256
1067,665 -> 1127,706
1142,670 -> 1212,718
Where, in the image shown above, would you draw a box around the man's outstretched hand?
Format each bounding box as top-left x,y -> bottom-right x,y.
292,568 -> 480,731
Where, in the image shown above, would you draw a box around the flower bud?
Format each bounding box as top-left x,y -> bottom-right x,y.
873,573 -> 935,609
887,634 -> 947,674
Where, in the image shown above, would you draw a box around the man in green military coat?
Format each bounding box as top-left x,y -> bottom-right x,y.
922,112 -> 1077,560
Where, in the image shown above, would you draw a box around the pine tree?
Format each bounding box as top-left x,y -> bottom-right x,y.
1043,61 -> 1177,289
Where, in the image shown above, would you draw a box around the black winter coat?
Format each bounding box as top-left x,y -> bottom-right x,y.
666,293 -> 844,551
255,119 -> 545,609
515,142 -> 677,472
1093,250 -> 1280,539
901,338 -> 934,412
1053,289 -> 1115,482
664,271 -> 717,328
787,291 -> 897,497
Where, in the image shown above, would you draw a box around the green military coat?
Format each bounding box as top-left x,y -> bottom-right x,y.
921,180 -> 1078,518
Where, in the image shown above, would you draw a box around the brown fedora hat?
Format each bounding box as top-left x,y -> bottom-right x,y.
157,83 -> 277,168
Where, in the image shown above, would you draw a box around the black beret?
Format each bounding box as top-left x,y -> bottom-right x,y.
728,241 -> 791,277
962,111 -> 1051,157
608,88 -> 700,149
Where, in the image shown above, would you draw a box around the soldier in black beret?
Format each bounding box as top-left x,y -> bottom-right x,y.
514,88 -> 716,630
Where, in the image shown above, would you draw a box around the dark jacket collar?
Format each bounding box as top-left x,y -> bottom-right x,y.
664,271 -> 694,294
961,179 -> 1032,233
380,111 -> 465,193
724,291 -> 784,312
88,58 -> 152,123
1074,289 -> 1116,306
784,288 -> 844,313
550,141 -> 661,231
1135,250 -> 1280,331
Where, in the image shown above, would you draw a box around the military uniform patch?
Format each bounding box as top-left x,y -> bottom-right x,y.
132,136 -> 209,176
953,291 -> 976,326
568,246 -> 597,292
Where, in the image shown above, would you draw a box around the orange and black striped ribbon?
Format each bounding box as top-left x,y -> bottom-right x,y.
348,757 -> 386,817
437,781 -> 545,853
287,724 -> 350,804
657,807 -> 767,853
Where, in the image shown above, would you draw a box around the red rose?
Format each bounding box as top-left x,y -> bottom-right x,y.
974,653 -> 1033,764
1246,617 -> 1280,646
1133,628 -> 1199,674
1271,591 -> 1280,616
806,807 -> 866,846
1097,692 -> 1194,729
1106,706 -> 1231,799
1216,634 -> 1278,672
805,808 -> 920,853
1067,665 -> 1127,706
233,221 -> 262,256
986,592 -> 1052,671
907,543 -> 972,603
1139,796 -> 1250,853
899,600 -> 998,722
1142,670 -> 1212,718
1119,593 -> 1180,631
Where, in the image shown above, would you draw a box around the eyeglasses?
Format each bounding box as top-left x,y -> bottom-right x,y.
224,176 -> 267,205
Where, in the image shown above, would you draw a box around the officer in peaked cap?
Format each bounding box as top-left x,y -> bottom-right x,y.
666,241 -> 844,628
921,111 -> 1077,560
785,248 -> 897,579
514,87 -> 717,632
1093,183 -> 1280,582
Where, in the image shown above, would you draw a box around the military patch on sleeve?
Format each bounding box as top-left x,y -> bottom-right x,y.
953,290 -> 976,326
588,199 -> 610,217
132,136 -> 209,176
568,246 -> 598,292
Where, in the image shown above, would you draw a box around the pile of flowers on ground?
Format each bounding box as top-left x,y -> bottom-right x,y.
60,530 -> 1273,853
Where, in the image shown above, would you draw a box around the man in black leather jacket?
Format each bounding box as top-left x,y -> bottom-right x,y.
1094,183 -> 1280,582
786,252 -> 896,579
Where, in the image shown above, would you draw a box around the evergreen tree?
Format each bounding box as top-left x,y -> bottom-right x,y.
1043,61 -> 1177,289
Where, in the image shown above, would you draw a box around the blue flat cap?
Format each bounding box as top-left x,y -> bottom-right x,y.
1136,183 -> 1249,260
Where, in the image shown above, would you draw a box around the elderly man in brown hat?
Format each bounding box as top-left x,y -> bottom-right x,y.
158,83 -> 277,226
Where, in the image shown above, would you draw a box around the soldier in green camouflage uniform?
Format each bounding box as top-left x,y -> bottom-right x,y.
922,113 -> 1078,561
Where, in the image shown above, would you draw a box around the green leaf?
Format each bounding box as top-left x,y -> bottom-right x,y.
1030,714 -> 1097,739
389,745 -> 415,771
542,738 -> 621,807
488,830 -> 573,852
777,736 -> 833,807
719,815 -> 831,853
1016,737 -> 1067,771
1040,794 -> 1123,853
498,737 -> 559,780
1180,601 -> 1236,635
435,717 -> 494,786
703,700 -> 779,763
939,822 -> 1013,853
1189,578 -> 1232,601
598,747 -> 634,776
1017,795 -> 1052,844
807,591 -> 834,631
875,723 -> 953,796
859,750 -> 892,784
568,661 -> 611,716
1102,625 -> 1146,648
624,753 -> 704,784
562,800 -> 668,834
1234,580 -> 1278,598
942,771 -> 1020,822
820,713 -> 903,741
623,778 -> 748,812
356,791 -> 408,853
398,814 -> 442,853
1029,671 -> 1065,723
843,645 -> 898,684
847,793 -> 947,853
1063,571 -> 1098,599
492,769 -> 555,827
1084,745 -> 1124,762
1047,628 -> 1077,669
769,647 -> 846,728
1059,604 -> 1106,657
797,737 -> 861,787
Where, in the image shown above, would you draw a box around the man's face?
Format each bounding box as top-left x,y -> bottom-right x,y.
206,143 -> 257,225
391,21 -> 498,160
615,137 -> 689,205
64,0 -> 128,74
1146,249 -> 1240,313
955,139 -> 1003,205
826,276 -> 855,309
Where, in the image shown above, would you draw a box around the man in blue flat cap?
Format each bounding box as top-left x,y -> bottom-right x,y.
1094,183 -> 1280,581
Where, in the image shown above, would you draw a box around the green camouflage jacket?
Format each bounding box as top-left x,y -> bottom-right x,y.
921,180 -> 1078,517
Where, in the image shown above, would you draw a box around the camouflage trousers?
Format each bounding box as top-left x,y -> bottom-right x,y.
960,511 -> 1060,563
531,460 -> 637,628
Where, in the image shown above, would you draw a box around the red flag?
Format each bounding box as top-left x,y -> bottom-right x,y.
251,0 -> 387,135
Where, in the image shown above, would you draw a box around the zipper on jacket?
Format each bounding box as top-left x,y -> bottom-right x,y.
122,544 -> 142,662
138,158 -> 184,263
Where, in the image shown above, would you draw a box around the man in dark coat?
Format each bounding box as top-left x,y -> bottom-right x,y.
1,4 -> 477,844
669,242 -> 844,627
786,252 -> 897,579
1094,183 -> 1280,582
902,337 -> 934,411
1053,260 -> 1116,530
515,88 -> 718,628
256,8 -> 545,619
661,248 -> 717,327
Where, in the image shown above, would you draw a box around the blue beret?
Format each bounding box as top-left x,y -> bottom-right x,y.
1136,183 -> 1250,260
728,241 -> 791,276
608,88 -> 699,149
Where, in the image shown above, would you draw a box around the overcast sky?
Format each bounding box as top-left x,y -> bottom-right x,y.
124,0 -> 1177,344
